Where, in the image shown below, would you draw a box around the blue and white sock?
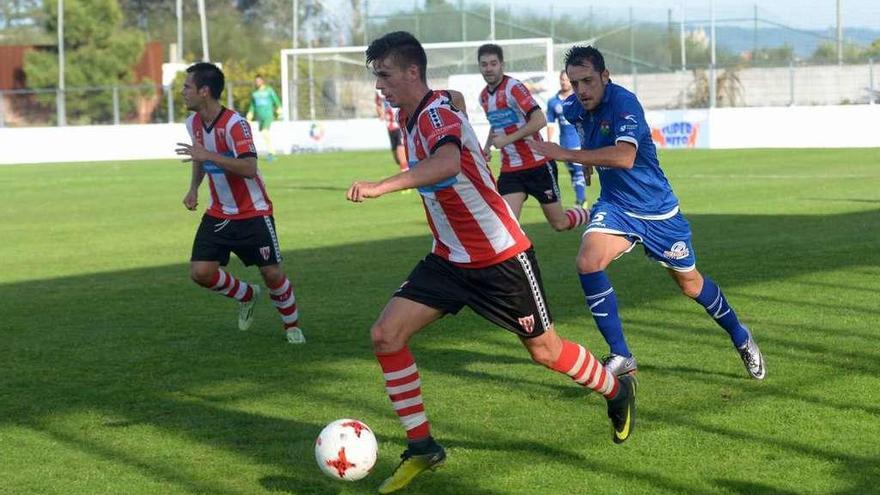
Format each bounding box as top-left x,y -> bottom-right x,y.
568,163 -> 586,205
693,276 -> 749,347
579,271 -> 630,357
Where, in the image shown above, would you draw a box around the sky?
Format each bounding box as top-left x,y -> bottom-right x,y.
374,1 -> 880,31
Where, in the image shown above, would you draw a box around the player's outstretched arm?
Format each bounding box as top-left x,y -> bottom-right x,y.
491,108 -> 547,149
532,141 -> 636,170
347,143 -> 461,203
175,142 -> 258,178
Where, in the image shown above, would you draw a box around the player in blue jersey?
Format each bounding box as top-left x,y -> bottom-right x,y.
546,70 -> 589,207
533,46 -> 765,380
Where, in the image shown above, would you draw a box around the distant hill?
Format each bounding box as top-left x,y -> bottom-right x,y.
710,25 -> 880,57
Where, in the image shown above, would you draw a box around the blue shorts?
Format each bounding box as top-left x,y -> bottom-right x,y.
585,201 -> 696,271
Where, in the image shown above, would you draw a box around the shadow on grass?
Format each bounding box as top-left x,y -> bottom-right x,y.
1,209 -> 879,494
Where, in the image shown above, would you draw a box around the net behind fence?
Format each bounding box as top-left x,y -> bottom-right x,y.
280,38 -> 554,121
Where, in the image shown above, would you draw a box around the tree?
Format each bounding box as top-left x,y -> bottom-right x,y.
809,40 -> 863,64
863,38 -> 880,61
24,0 -> 146,124
751,44 -> 795,67
0,0 -> 50,44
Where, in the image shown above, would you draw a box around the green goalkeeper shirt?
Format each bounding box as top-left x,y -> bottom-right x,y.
249,85 -> 281,120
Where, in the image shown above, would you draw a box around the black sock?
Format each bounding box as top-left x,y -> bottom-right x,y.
408,436 -> 438,455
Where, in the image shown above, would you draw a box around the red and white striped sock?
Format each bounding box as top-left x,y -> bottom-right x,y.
564,207 -> 590,230
551,339 -> 619,399
268,276 -> 299,330
208,269 -> 254,302
376,347 -> 430,441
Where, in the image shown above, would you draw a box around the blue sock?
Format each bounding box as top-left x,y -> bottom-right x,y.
693,276 -> 749,347
579,271 -> 630,357
568,163 -> 586,205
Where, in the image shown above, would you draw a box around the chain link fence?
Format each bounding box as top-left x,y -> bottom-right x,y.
3,2 -> 878,125
0,80 -> 288,127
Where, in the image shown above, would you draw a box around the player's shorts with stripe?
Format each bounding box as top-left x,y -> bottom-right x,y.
388,129 -> 402,149
497,160 -> 561,204
394,247 -> 553,338
191,214 -> 283,267
586,201 -> 696,271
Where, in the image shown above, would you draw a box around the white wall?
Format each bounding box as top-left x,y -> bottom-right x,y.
1,105 -> 878,165
707,105 -> 880,149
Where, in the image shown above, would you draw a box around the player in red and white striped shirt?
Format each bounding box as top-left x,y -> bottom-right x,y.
175,62 -> 303,345
375,90 -> 408,172
348,32 -> 636,494
478,44 -> 589,233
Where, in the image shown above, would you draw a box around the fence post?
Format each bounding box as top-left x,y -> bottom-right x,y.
789,59 -> 795,106
633,64 -> 638,95
166,85 -> 174,123
709,62 -> 716,108
112,86 -> 120,125
870,58 -> 875,105
226,81 -> 234,109
308,48 -> 315,120
0,90 -> 5,127
57,88 -> 66,126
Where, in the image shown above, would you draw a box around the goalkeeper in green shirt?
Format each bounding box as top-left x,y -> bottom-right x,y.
246,75 -> 282,160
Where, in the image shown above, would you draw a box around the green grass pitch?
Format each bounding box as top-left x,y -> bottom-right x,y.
1,148 -> 878,494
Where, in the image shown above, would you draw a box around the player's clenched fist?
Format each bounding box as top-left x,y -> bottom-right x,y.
183,189 -> 198,210
347,181 -> 383,202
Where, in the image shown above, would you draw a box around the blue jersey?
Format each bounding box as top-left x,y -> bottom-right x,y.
563,82 -> 678,217
546,93 -> 580,149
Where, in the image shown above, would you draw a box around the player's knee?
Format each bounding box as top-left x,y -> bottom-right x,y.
524,335 -> 559,367
576,254 -> 603,274
551,217 -> 570,232
528,345 -> 556,367
678,279 -> 702,299
190,266 -> 215,287
260,265 -> 284,288
370,321 -> 404,354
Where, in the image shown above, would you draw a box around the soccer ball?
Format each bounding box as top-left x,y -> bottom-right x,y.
315,418 -> 378,481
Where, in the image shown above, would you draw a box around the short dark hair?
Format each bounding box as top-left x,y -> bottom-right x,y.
564,45 -> 606,74
186,62 -> 225,99
477,43 -> 504,63
366,31 -> 427,83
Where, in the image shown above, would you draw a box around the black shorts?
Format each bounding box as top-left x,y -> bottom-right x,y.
388,129 -> 402,149
191,214 -> 283,267
394,248 -> 553,338
497,161 -> 561,204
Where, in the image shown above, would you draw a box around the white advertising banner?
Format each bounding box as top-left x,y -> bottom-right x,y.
2,105 -> 878,165
645,109 -> 711,149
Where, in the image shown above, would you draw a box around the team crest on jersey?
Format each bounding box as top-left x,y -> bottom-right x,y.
260,246 -> 271,261
663,241 -> 690,260
599,120 -> 611,135
518,314 -> 536,334
217,128 -> 226,141
428,108 -> 443,129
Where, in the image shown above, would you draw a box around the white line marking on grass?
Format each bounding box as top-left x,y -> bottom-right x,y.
683,174 -> 878,179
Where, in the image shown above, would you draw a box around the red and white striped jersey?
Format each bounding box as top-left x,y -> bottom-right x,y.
185,108 -> 273,220
479,75 -> 549,173
399,90 -> 531,268
376,92 -> 400,131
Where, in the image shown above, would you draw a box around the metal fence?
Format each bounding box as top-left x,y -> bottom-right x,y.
3,2 -> 878,125
0,80 -> 269,127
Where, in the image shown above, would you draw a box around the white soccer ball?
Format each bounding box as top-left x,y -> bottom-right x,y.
315,418 -> 378,481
